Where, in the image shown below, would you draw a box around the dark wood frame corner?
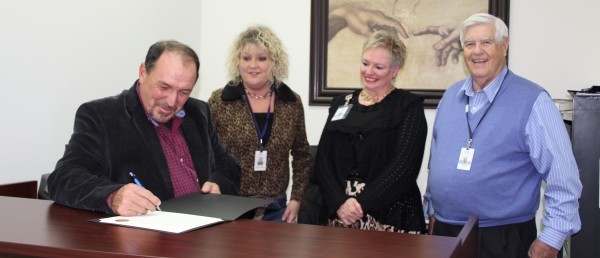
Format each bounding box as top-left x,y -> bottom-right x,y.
309,0 -> 510,108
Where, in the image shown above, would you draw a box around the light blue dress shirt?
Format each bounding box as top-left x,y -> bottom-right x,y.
445,67 -> 582,250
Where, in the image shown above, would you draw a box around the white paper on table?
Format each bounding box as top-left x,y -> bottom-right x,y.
96,211 -> 225,234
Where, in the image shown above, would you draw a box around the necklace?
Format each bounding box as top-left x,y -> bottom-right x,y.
359,87 -> 394,105
246,89 -> 273,99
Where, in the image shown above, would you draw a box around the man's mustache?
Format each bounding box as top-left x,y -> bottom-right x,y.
158,103 -> 177,111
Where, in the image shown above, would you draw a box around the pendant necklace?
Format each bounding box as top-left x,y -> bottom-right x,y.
360,86 -> 394,104
246,89 -> 273,99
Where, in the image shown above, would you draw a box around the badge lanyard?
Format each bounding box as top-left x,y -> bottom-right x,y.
331,94 -> 353,121
244,87 -> 273,171
458,71 -> 508,171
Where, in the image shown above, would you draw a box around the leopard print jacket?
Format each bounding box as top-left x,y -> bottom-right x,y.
208,82 -> 311,202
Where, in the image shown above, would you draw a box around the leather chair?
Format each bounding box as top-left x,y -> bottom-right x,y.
37,173 -> 51,200
297,145 -> 327,225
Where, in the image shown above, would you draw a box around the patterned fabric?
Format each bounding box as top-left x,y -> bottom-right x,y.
153,117 -> 200,197
328,214 -> 422,234
208,82 -> 311,202
327,169 -> 422,234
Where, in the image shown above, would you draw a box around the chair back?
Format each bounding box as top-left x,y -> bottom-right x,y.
297,145 -> 326,225
38,173 -> 51,200
452,215 -> 479,258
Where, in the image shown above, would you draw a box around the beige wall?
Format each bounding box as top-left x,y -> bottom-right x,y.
1,0 -> 599,200
196,0 -> 600,198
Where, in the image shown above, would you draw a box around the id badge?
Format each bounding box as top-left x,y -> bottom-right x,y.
456,147 -> 475,171
254,150 -> 267,171
331,104 -> 352,121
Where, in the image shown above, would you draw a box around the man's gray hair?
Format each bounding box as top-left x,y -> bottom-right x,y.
460,13 -> 508,47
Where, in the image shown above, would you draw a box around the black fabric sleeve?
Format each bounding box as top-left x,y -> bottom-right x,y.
314,96 -> 351,218
48,103 -> 123,214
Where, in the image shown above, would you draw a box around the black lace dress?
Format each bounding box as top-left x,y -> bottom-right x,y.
315,88 -> 427,233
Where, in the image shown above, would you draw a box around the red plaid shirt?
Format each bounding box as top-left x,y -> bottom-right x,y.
152,113 -> 200,197
136,85 -> 199,197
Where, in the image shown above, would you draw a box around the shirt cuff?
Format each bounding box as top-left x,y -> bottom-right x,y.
423,193 -> 434,216
427,205 -> 435,216
538,226 -> 568,250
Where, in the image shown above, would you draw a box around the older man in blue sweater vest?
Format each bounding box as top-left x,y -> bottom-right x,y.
427,13 -> 581,258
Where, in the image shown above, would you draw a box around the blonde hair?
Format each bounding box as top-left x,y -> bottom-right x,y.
227,25 -> 289,87
362,30 -> 407,68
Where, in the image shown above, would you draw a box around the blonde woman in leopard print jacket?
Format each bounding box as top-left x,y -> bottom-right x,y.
208,25 -> 311,223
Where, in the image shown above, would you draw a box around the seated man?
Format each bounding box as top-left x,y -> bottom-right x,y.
48,40 -> 240,216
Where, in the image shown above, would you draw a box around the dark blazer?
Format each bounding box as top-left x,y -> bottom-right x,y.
48,82 -> 240,214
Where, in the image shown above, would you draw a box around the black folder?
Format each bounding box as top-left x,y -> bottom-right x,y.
160,193 -> 274,220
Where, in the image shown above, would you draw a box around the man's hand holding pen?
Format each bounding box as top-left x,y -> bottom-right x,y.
106,171 -> 223,216
107,183 -> 162,216
129,172 -> 161,212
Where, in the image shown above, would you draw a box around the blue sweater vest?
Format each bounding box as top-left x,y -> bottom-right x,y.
428,71 -> 545,227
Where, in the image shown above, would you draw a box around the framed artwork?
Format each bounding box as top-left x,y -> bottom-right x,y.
309,0 -> 510,107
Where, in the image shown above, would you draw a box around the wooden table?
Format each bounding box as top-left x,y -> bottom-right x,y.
0,196 -> 470,258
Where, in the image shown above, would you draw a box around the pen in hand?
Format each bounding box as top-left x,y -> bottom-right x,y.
129,172 -> 162,211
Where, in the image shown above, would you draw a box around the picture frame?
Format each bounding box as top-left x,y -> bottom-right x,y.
309,0 -> 510,107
